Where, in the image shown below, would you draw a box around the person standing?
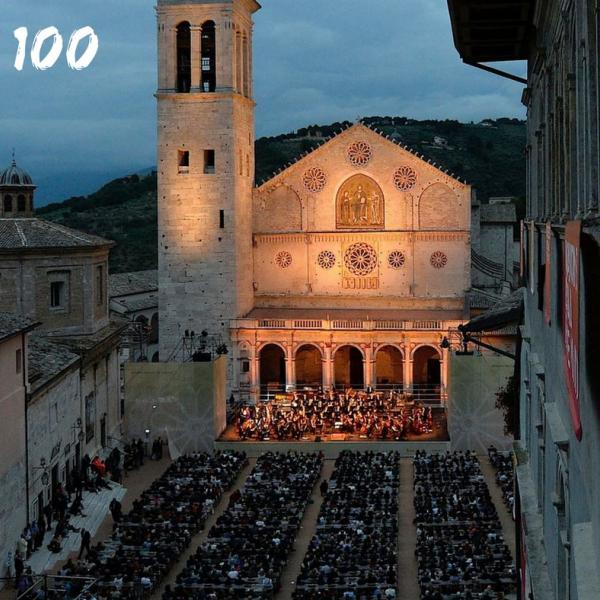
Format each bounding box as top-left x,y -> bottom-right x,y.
78,528 -> 91,559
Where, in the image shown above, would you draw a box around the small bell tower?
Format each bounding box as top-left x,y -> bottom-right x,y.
0,153 -> 36,218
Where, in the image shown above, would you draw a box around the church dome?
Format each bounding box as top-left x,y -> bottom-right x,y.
0,158 -> 34,186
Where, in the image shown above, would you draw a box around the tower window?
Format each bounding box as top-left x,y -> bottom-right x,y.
95,265 -> 104,306
204,150 -> 215,174
50,281 -> 65,309
17,194 -> 26,212
176,22 -> 191,93
178,150 -> 190,173
201,21 -> 216,92
3,195 -> 13,213
219,209 -> 225,229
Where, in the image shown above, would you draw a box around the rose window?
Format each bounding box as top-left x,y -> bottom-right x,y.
394,166 -> 417,191
430,251 -> 448,269
317,250 -> 336,270
347,141 -> 373,167
303,167 -> 327,193
388,250 -> 406,269
275,251 -> 293,269
344,242 -> 378,276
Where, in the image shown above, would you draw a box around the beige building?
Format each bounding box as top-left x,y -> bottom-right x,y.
156,0 -> 518,402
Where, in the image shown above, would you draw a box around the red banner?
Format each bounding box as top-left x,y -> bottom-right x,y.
563,220 -> 582,440
544,222 -> 552,325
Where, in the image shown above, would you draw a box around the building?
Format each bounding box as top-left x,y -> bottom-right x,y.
156,0 -> 518,403
448,1 -> 600,599
0,158 -> 126,525
0,313 -> 36,582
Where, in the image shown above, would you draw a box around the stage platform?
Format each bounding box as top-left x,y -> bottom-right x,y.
214,438 -> 451,458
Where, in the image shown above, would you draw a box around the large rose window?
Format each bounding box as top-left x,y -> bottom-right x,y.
303,167 -> 327,193
344,242 -> 378,276
393,166 -> 417,191
347,141 -> 373,167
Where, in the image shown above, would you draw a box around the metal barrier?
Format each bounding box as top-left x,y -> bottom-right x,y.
0,575 -> 97,600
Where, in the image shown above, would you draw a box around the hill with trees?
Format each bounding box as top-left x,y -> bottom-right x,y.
38,116 -> 525,273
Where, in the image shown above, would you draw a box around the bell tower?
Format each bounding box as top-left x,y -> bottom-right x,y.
156,0 -> 259,363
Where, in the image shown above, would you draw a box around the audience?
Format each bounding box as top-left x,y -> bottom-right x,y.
488,446 -> 514,516
294,451 -> 399,600
167,451 -> 323,599
413,450 -> 515,599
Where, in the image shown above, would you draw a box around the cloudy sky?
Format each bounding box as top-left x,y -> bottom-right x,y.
0,0 -> 526,204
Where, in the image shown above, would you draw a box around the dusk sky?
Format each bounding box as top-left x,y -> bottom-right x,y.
0,0 -> 526,204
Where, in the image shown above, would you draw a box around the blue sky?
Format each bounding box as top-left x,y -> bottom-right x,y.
0,0 -> 526,204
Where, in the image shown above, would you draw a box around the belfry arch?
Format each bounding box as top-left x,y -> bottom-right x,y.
176,22 -> 191,92
201,21 -> 216,92
375,345 -> 404,388
334,345 -> 364,389
295,345 -> 323,388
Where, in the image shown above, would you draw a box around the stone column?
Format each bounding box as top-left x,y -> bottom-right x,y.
323,345 -> 333,390
250,345 -> 259,400
364,346 -> 374,390
404,352 -> 413,393
441,347 -> 449,403
190,26 -> 202,91
285,355 -> 295,392
168,27 -> 178,91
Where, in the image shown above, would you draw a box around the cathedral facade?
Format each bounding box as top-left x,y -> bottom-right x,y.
157,0 -> 474,400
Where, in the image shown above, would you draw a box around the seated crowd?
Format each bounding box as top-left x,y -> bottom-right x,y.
487,447 -> 514,515
63,451 -> 247,599
413,451 -> 515,599
236,390 -> 435,441
294,451 -> 399,600
166,451 -> 323,599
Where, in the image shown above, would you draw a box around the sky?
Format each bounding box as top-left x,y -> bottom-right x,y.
0,0 -> 526,204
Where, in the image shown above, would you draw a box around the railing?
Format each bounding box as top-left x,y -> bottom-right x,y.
258,319 -> 286,328
0,575 -> 97,600
234,318 -> 458,331
375,320 -> 407,330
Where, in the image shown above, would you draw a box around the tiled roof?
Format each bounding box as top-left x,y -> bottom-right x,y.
28,335 -> 79,394
46,320 -> 128,354
111,294 -> 158,313
0,312 -> 37,343
109,270 -> 158,297
0,218 -> 113,250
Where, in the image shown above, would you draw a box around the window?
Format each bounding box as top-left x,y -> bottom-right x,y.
219,209 -> 225,229
95,265 -> 104,306
201,21 -> 216,92
17,195 -> 26,212
176,22 -> 191,93
178,150 -> 190,174
242,360 -> 250,373
50,281 -> 65,308
3,195 -> 13,212
204,149 -> 215,174
16,348 -> 22,374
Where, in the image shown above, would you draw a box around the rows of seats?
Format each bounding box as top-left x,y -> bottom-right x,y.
67,451 -> 247,598
166,451 -> 323,599
294,451 -> 399,600
413,450 -> 515,600
487,446 -> 514,515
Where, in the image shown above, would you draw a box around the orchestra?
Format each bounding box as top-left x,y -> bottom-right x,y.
235,389 -> 436,441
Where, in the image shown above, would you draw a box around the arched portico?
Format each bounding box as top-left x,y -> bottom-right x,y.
259,343 -> 286,393
375,345 -> 404,388
334,345 -> 365,389
412,345 -> 442,396
295,344 -> 323,388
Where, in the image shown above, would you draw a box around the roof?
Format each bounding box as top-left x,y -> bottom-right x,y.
460,288 -> 524,333
481,203 -> 517,224
0,218 -> 114,250
0,159 -> 34,187
46,320 -> 128,356
111,294 -> 158,314
245,308 -> 465,322
257,122 -> 469,189
447,0 -> 535,62
28,335 -> 80,395
109,270 -> 158,298
0,312 -> 38,343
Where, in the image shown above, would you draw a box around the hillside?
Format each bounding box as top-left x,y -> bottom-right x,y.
38,117 -> 526,274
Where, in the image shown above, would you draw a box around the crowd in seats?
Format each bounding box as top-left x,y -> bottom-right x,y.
294,451 -> 399,600
64,451 -> 247,599
487,447 -> 514,515
166,451 -> 323,599
413,451 -> 515,599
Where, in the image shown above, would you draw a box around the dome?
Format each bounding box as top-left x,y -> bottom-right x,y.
0,158 -> 34,186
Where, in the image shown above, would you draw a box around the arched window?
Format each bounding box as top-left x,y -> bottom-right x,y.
176,22 -> 191,93
3,195 -> 13,213
17,195 -> 26,212
149,312 -> 159,344
242,35 -> 249,97
201,21 -> 216,92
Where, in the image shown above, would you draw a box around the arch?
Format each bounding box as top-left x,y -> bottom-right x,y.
235,30 -> 242,94
253,185 -> 302,232
336,173 -> 385,229
334,345 -> 364,389
148,312 -> 159,344
242,34 -> 249,97
295,344 -> 323,388
176,21 -> 191,93
419,182 -> 461,229
412,345 -> 441,386
259,343 -> 286,390
375,345 -> 404,387
17,194 -> 26,212
3,194 -> 13,213
201,20 -> 216,92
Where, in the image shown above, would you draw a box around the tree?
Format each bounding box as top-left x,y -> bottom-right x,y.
495,374 -> 518,436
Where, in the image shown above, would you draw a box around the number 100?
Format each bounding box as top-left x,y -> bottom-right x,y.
14,27 -> 99,71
